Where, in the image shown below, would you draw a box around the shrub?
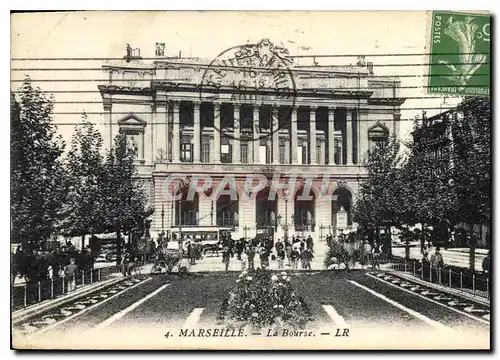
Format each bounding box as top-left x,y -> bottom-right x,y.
325,238 -> 367,270
217,268 -> 313,329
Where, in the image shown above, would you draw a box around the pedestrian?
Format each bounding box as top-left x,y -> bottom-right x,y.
421,250 -> 430,280
430,247 -> 444,283
121,252 -> 129,276
302,248 -> 314,270
284,238 -> 292,266
222,246 -> 230,271
372,244 -> 380,270
277,246 -> 285,270
241,251 -> 248,271
306,235 -> 314,253
247,245 -> 255,271
187,241 -> 196,265
483,250 -> 491,296
65,258 -> 78,292
260,247 -> 269,268
363,240 -> 372,269
291,248 -> 300,269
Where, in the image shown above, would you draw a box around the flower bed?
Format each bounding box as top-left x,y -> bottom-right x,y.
216,268 -> 314,329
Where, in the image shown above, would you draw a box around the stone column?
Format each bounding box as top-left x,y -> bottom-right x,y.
233,103 -> 241,164
291,106 -> 298,165
328,107 -> 335,165
172,101 -> 180,162
272,105 -> 280,164
193,101 -> 201,163
213,102 -> 221,163
253,104 -> 260,164
309,105 -> 317,165
358,108 -> 369,165
150,104 -> 157,164
346,108 -> 354,166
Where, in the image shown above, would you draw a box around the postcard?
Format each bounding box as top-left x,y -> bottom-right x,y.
11,10 -> 491,350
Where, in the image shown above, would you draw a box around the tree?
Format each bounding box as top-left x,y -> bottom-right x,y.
402,115 -> 459,252
353,136 -> 411,254
11,79 -> 66,251
451,97 -> 491,270
61,112 -> 105,246
100,133 -> 153,264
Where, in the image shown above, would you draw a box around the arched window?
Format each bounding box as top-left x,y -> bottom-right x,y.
294,186 -> 316,233
332,187 -> 353,227
175,186 -> 199,226
256,187 -> 277,229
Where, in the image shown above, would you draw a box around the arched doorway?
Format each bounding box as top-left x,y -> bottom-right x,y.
294,186 -> 315,233
255,187 -> 277,229
216,195 -> 239,227
331,187 -> 353,227
175,187 -> 199,226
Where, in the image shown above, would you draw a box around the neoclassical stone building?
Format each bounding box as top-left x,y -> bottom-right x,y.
99,42 -> 405,241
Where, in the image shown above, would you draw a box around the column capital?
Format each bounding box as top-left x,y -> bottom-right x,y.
193,101 -> 201,110
170,100 -> 180,110
213,101 -> 221,110
309,104 -> 318,110
252,103 -> 261,111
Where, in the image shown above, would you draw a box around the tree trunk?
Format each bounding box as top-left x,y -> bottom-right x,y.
116,228 -> 122,266
468,224 -> 476,272
420,224 -> 426,253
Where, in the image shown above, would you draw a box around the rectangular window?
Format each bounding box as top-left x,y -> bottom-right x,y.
202,140 -> 210,163
279,144 -> 285,164
301,144 -> 308,164
241,143 -> 248,163
335,140 -> 342,165
221,144 -> 232,163
181,142 -> 192,162
260,145 -> 267,164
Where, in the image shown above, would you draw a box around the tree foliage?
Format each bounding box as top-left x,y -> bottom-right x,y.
452,97 -> 491,227
353,97 -> 490,263
61,112 -> 105,239
11,79 -> 154,259
100,133 -> 154,262
11,79 -> 66,250
353,135 -> 410,230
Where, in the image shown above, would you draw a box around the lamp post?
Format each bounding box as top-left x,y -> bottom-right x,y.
210,201 -> 214,226
278,188 -> 294,242
161,204 -> 165,233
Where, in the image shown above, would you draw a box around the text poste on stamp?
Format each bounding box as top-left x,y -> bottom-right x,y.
428,11 -> 490,96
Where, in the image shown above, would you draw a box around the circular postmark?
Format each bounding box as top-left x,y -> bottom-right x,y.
199,39 -> 297,141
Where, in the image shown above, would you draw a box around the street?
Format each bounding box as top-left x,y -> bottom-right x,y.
14,270 -> 490,350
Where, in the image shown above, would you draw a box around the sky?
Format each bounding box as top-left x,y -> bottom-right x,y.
11,11 -> 461,147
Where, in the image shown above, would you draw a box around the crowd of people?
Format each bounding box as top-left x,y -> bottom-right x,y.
11,242 -> 94,284
219,234 -> 316,271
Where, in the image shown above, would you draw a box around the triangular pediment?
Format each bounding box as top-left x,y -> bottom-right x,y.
368,122 -> 389,134
117,113 -> 147,126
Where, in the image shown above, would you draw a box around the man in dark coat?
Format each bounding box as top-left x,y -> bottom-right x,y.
306,235 -> 314,253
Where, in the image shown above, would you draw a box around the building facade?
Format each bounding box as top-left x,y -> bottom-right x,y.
99,41 -> 405,241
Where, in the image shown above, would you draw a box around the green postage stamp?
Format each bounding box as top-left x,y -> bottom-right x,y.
428,11 -> 490,96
